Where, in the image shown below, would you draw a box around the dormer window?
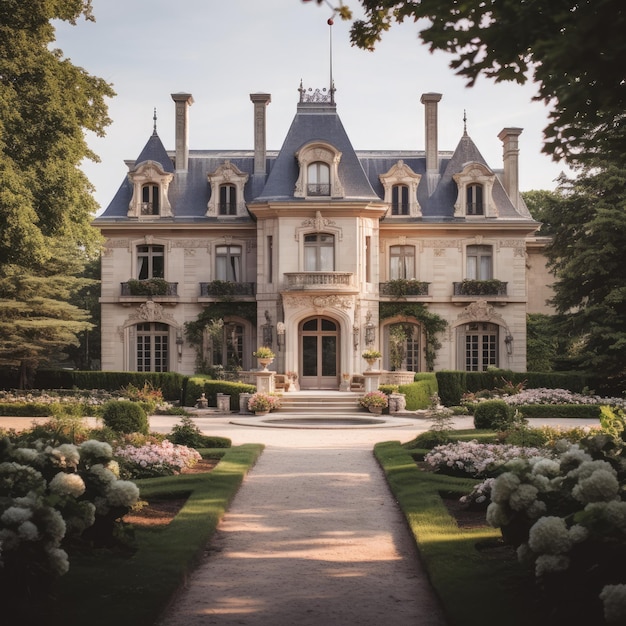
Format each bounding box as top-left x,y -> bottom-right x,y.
141,184 -> 160,215
127,161 -> 174,218
294,142 -> 344,199
453,163 -> 497,217
219,184 -> 237,215
466,184 -> 483,215
307,162 -> 330,196
392,185 -> 410,215
380,161 -> 422,217
207,161 -> 249,217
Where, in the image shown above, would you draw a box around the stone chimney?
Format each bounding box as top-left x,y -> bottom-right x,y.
250,93 -> 271,179
498,127 -> 523,211
171,93 -> 194,172
420,92 -> 442,195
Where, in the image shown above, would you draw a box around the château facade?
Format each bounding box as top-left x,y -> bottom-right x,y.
93,85 -> 551,389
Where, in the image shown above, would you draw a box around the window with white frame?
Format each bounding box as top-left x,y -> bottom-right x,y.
463,322 -> 498,371
137,245 -> 165,280
466,184 -> 484,215
304,233 -> 334,271
141,184 -> 160,215
216,245 -> 242,282
391,185 -> 410,215
136,322 -> 169,372
466,245 -> 492,280
307,162 -> 330,196
389,245 -> 415,280
219,184 -> 237,215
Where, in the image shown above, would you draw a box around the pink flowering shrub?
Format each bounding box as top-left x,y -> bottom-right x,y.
114,440 -> 202,479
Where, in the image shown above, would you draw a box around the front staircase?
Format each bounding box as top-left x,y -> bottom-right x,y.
276,392 -> 364,416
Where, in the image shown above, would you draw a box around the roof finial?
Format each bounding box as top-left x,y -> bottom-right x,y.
463,109 -> 468,136
328,15 -> 335,104
153,107 -> 158,135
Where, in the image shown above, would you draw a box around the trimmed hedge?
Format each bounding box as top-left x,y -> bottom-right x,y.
436,369 -> 599,406
184,377 -> 256,411
517,404 -> 601,420
398,373 -> 438,410
32,370 -> 186,402
473,399 -> 513,430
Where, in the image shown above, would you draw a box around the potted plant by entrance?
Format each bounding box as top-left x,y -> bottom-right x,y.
361,349 -> 382,371
358,390 -> 389,415
253,346 -> 275,371
248,392 -> 272,415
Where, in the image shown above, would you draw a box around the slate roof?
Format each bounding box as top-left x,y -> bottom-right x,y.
95,96 -> 534,224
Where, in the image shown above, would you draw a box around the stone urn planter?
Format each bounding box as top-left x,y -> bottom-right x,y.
253,347 -> 276,372
368,406 -> 383,415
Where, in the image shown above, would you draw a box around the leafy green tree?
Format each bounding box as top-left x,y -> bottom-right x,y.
315,0 -> 625,165
0,0 -> 113,265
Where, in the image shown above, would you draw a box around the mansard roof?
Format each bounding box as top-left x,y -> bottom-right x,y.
133,131 -> 175,173
252,100 -> 379,203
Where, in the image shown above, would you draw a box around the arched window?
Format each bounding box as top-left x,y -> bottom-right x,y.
216,245 -> 242,282
386,323 -> 421,372
466,184 -> 484,215
391,185 -> 410,215
219,184 -> 237,215
389,245 -> 415,279
304,233 -> 334,271
141,184 -> 160,215
137,245 -> 164,279
307,162 -> 330,196
466,245 -> 493,280
463,322 -> 498,371
136,322 -> 169,372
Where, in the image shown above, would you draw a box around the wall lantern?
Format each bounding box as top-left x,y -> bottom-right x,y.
277,322 -> 286,352
262,310 -> 274,347
176,335 -> 184,359
504,334 -> 514,356
365,311 -> 376,346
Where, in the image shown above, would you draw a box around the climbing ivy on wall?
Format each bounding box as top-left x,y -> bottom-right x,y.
379,303 -> 447,371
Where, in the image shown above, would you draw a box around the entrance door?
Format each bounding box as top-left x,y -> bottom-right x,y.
299,317 -> 339,389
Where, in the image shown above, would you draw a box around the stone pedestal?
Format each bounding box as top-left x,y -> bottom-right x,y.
388,393 -> 407,414
239,392 -> 252,414
254,370 -> 273,394
195,393 -> 208,409
216,393 -> 231,413
363,371 -> 381,393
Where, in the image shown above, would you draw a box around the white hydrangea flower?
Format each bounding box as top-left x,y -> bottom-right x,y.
526,499 -> 548,520
12,447 -> 38,463
107,459 -> 120,478
105,480 -> 140,508
18,520 -> 39,541
45,508 -> 67,542
568,524 -> 589,543
535,553 -> 570,577
486,502 -> 510,528
509,483 -> 539,512
49,472 -> 86,497
568,459 -> 616,481
559,444 -> 592,470
46,546 -> 70,576
530,458 -> 561,478
88,463 -> 117,486
528,516 -> 573,555
600,584 -> 626,625
585,500 -> 626,531
490,472 -> 521,504
56,444 -> 80,468
516,542 -> 533,564
572,469 -> 620,504
1,506 -> 32,526
0,528 -> 19,550
79,440 -> 113,463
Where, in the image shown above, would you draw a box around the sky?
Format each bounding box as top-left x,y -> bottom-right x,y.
53,0 -> 570,213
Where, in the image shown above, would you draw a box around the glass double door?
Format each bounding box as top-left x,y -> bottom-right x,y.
299,316 -> 339,389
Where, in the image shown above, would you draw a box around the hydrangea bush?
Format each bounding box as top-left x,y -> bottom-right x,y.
484,428 -> 626,625
0,437 -> 140,596
114,440 -> 202,479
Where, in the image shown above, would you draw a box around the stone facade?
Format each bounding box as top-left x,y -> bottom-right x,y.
93,86 -> 551,389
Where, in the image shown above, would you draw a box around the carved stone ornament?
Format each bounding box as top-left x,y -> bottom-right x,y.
456,300 -> 504,325
302,211 -> 335,232
283,294 -> 355,310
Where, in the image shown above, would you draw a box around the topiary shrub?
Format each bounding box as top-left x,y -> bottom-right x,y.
102,400 -> 148,435
473,399 -> 513,431
167,415 -> 231,449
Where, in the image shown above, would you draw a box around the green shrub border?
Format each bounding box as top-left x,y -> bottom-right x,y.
374,440 -> 547,626
184,377 -> 256,411
398,373 -> 438,410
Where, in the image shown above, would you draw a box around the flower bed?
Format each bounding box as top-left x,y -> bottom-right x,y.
114,440 -> 202,479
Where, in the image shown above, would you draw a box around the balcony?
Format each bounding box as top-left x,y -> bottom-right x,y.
379,279 -> 430,298
119,279 -> 178,305
452,279 -> 509,304
199,281 -> 256,298
283,272 -> 355,292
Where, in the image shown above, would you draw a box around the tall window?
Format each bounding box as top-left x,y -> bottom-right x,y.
137,322 -> 169,372
211,323 -> 244,370
387,323 -> 420,372
390,245 -> 415,279
466,245 -> 492,280
141,184 -> 160,215
466,184 -> 484,215
137,245 -> 164,279
464,322 -> 498,371
216,245 -> 242,282
307,162 -> 330,196
304,234 -> 334,271
391,185 -> 409,215
219,184 -> 237,215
